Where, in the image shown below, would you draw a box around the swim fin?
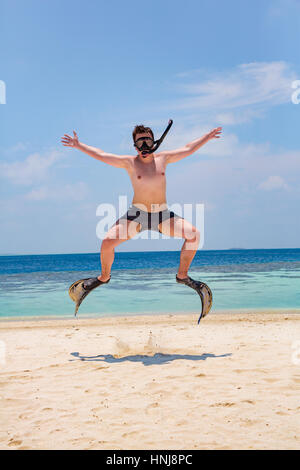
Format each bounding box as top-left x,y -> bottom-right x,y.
176,275 -> 213,324
68,276 -> 110,317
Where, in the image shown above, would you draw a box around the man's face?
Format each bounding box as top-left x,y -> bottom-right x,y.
134,132 -> 154,156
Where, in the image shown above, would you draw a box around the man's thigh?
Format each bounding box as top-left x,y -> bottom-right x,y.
105,218 -> 141,243
158,216 -> 198,240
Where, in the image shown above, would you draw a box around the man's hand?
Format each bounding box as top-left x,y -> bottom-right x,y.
207,127 -> 222,140
60,131 -> 131,169
61,131 -> 79,148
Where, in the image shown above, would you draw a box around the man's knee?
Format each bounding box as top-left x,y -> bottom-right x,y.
184,228 -> 200,246
101,237 -> 119,251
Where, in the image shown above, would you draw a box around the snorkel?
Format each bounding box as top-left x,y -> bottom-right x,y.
134,119 -> 173,158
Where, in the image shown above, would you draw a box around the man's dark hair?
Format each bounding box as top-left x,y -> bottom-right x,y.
132,125 -> 154,142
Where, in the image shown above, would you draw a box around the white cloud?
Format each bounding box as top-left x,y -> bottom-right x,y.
161,124 -> 247,158
258,175 -> 289,191
268,0 -> 300,17
25,182 -> 89,202
167,133 -> 300,207
0,150 -> 63,186
119,61 -> 297,154
165,61 -> 296,122
5,142 -> 29,153
215,108 -> 265,126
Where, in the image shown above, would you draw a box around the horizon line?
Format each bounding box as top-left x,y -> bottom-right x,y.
1,247 -> 300,257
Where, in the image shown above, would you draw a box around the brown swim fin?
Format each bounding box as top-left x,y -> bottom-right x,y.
68,277 -> 110,317
176,275 -> 213,324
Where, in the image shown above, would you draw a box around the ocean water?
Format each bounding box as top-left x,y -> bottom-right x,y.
0,249 -> 300,319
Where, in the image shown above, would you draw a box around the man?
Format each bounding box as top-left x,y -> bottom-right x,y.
61,122 -> 222,321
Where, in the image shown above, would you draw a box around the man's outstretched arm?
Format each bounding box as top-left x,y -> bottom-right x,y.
61,131 -> 130,169
159,127 -> 222,164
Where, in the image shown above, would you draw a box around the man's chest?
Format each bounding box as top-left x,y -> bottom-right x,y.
132,158 -> 166,181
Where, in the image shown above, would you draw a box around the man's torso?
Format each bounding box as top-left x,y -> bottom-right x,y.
126,154 -> 167,212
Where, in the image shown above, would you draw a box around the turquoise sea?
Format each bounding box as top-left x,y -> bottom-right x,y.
0,249 -> 300,318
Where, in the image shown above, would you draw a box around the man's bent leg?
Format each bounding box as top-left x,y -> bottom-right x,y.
158,217 -> 200,279
158,217 -> 212,322
98,219 -> 141,282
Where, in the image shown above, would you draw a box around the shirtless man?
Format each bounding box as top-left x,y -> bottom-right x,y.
61,122 -> 222,321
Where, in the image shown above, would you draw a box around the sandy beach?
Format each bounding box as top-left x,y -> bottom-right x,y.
0,312 -> 299,450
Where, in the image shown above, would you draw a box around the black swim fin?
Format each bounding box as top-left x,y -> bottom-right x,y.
68,277 -> 110,317
176,275 -> 213,324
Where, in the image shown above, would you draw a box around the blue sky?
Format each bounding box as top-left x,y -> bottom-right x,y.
0,0 -> 300,254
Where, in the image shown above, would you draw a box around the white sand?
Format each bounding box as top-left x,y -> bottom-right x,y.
0,312 -> 300,450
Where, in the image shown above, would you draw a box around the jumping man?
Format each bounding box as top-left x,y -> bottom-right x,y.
61,121 -> 222,321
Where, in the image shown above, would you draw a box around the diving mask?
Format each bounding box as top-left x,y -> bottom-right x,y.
134,137 -> 154,151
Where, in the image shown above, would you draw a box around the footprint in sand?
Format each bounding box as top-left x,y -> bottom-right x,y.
120,407 -> 136,415
8,439 -> 23,447
145,402 -> 161,416
264,378 -> 278,383
183,392 -> 194,399
176,419 -> 189,426
210,402 -> 236,408
122,431 -> 137,438
240,418 -> 258,426
144,381 -> 159,390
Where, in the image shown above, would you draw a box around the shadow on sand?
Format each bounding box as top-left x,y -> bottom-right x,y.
70,351 -> 232,366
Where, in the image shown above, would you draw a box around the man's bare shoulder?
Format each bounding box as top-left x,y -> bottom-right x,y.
121,154 -> 137,170
125,154 -> 137,159
153,151 -> 168,162
123,154 -> 137,164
